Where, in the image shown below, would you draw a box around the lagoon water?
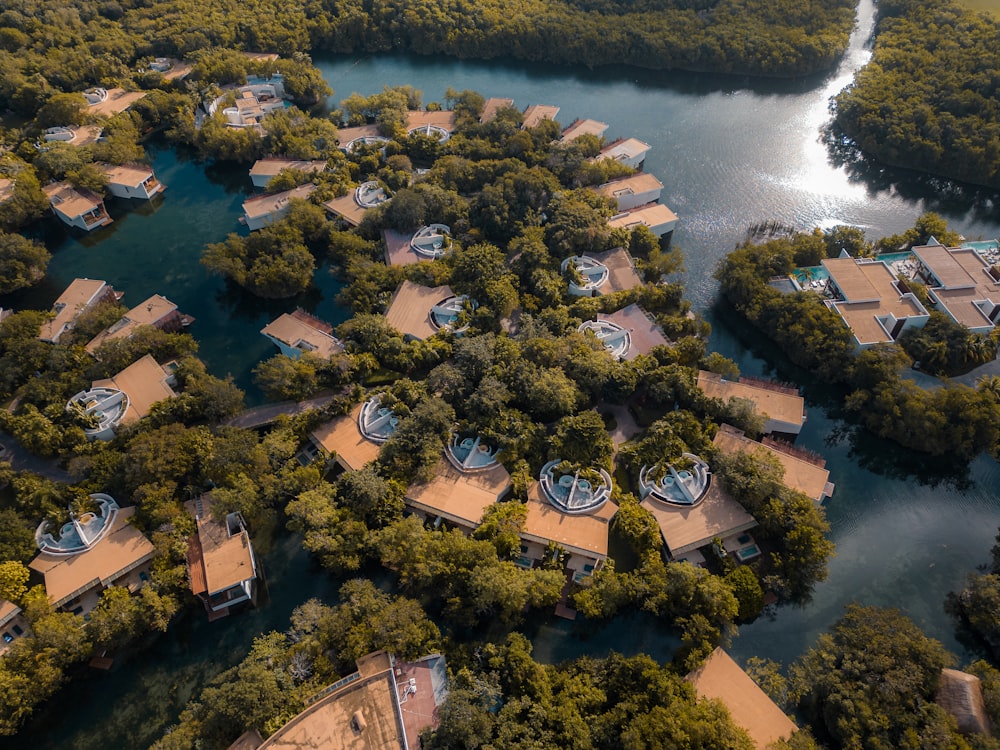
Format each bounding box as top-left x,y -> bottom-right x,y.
5,0 -> 1000,745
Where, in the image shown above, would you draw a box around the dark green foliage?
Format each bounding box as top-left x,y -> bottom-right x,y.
0,232 -> 48,294
946,529 -> 1000,662
899,312 -> 997,376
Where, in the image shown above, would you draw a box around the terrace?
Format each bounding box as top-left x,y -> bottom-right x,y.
410,223 -> 451,259
429,294 -> 475,333
538,459 -> 612,514
35,494 -> 119,555
639,453 -> 711,506
357,395 -> 399,443
579,318 -> 631,359
66,386 -> 129,441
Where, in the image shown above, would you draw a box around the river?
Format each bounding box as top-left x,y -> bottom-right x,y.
5,0 -> 1000,745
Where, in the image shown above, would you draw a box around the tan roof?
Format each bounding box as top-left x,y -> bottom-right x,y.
406,110 -> 456,132
310,404 -> 381,471
913,244 -> 977,289
324,193 -> 369,227
250,158 -> 327,179
521,105 -> 560,128
824,258 -> 929,345
697,370 -> 805,432
92,354 -> 175,424
589,247 -> 643,294
98,163 -> 153,187
642,481 -> 757,556
383,229 -> 421,267
242,184 -> 316,220
261,311 -> 343,358
406,461 -> 511,528
594,173 -> 664,200
687,648 -> 798,748
187,504 -> 255,597
384,281 -> 455,340
39,277 -> 110,343
29,506 -> 155,607
713,427 -> 831,504
86,294 -> 179,352
914,245 -> 1000,329
600,304 -> 669,359
597,137 -> 650,161
560,118 -> 609,142
608,203 -> 678,232
479,97 -> 514,123
337,124 -> 383,145
936,668 -> 992,735
0,177 -> 13,203
43,181 -> 103,218
0,599 -> 21,626
86,88 -> 147,117
523,483 -> 616,558
823,257 -> 880,301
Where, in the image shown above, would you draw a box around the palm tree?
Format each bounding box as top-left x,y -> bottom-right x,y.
977,374 -> 1000,402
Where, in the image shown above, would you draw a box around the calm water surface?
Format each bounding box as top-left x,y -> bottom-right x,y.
6,0 -> 1000,744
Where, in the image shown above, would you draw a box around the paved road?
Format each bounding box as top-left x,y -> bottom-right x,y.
0,430 -> 73,483
222,393 -> 339,429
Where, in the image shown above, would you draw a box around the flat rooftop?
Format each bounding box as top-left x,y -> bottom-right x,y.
697,370 -> 805,432
824,258 -> 929,344
324,193 -> 369,227
383,229 -> 423,266
560,118 -> 609,142
39,277 -> 110,343
311,403 -> 381,471
913,244 -> 978,289
87,88 -> 147,117
523,483 -> 616,559
406,110 -> 456,132
99,162 -> 154,186
250,158 -> 327,179
86,294 -> 179,353
600,303 -> 669,359
262,310 -> 343,358
641,480 -> 756,556
687,648 -> 798,748
594,172 -> 663,200
406,460 -> 511,528
597,137 -> 650,161
91,354 -> 176,424
243,184 -> 316,220
914,244 -> 1000,329
713,426 -> 832,504
384,281 -> 455,340
521,104 -> 560,128
186,501 -> 255,597
608,203 -> 678,232
479,97 -> 514,123
29,506 -> 155,608
337,124 -> 383,146
43,181 -> 103,217
589,247 -> 643,294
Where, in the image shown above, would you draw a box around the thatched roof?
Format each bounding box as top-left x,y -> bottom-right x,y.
936,668 -> 992,735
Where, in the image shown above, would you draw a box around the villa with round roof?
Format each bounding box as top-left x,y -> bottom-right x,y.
410,224 -> 451,259
407,123 -> 451,142
579,318 -> 631,360
35,494 -> 120,555
357,395 -> 399,444
445,434 -> 500,472
430,295 -> 475,333
355,180 -> 390,208
67,386 -> 130,441
639,453 -> 711,506
562,255 -> 610,296
538,459 -> 613,514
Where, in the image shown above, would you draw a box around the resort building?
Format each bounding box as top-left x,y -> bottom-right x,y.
686,648 -> 799,749
38,277 -> 118,343
713,424 -> 835,504
561,247 -> 643,297
409,223 -> 452,259
29,495 -> 156,616
385,281 -> 469,340
323,180 -> 391,227
406,110 -> 456,141
578,303 -> 670,360
0,600 -> 28,655
608,203 -> 679,238
186,497 -> 259,621
83,87 -> 147,118
337,124 -> 390,153
560,118 -> 609,143
261,309 -> 343,360
208,78 -> 287,129
86,293 -> 193,353
67,354 -> 177,440
479,97 -> 514,123
822,256 -> 930,348
522,104 -> 560,129
309,397 -> 398,472
594,137 -> 651,168
249,158 -> 327,189
593,173 -> 664,211
239,651 -> 447,750
912,243 -> 1000,333
697,370 -> 806,436
242,183 -> 316,231
405,436 -> 511,530
98,163 -> 166,200
521,460 -> 616,581
41,125 -> 103,147
638,453 -> 759,563
43,182 -> 112,231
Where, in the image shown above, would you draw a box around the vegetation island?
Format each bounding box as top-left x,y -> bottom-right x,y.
0,0 -> 998,748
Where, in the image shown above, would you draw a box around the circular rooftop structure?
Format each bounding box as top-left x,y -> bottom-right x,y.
430,295 -> 476,333
639,453 -> 711,507
355,181 -> 390,208
83,87 -> 108,106
578,319 -> 631,360
539,459 -> 612,514
358,395 -> 399,444
446,434 -> 500,473
67,386 -> 130,441
410,224 -> 451,259
35,494 -> 120,555
344,135 -> 391,153
561,255 -> 610,296
407,124 -> 451,142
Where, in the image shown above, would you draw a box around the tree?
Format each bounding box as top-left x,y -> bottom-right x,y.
34,92 -> 87,129
0,232 -> 50,294
0,561 -> 29,604
724,565 -> 764,621
472,501 -> 527,558
550,410 -> 614,470
334,466 -> 405,527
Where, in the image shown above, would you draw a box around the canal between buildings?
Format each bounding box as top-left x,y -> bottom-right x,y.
4,0 -> 1000,744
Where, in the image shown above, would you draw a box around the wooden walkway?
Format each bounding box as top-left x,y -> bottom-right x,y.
222,393 -> 338,429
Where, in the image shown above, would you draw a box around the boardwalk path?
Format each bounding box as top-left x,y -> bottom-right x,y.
222,393 -> 339,430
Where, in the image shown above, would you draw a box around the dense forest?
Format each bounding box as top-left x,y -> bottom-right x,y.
834,0 -> 1000,188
